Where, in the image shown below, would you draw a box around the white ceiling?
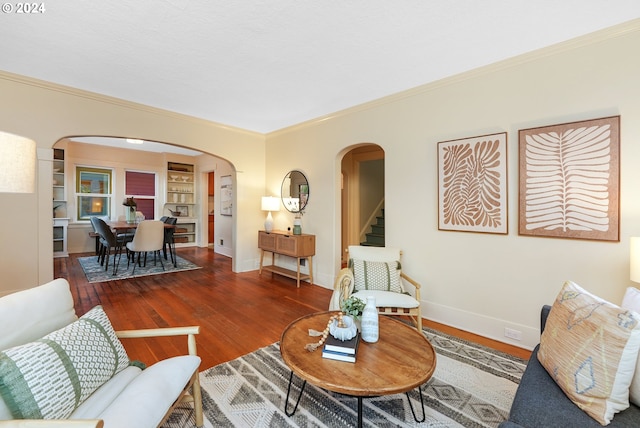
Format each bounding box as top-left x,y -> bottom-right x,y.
1,1 -> 639,135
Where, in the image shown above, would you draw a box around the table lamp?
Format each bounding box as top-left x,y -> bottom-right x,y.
0,131 -> 36,193
261,196 -> 280,232
631,237 -> 640,283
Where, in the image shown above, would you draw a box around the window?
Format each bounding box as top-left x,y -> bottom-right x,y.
125,171 -> 156,220
77,167 -> 112,220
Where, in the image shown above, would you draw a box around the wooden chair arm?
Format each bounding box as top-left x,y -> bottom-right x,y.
400,272 -> 421,302
0,421 -> 104,428
116,326 -> 200,356
400,272 -> 421,289
116,326 -> 200,338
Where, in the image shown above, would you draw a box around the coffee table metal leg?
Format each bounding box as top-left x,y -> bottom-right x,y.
284,371 -> 307,417
406,385 -> 426,422
357,397 -> 363,428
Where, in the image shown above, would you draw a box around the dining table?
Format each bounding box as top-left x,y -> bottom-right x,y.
107,220 -> 175,232
106,220 -> 177,267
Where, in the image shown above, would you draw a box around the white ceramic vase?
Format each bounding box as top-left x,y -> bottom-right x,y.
360,296 -> 379,343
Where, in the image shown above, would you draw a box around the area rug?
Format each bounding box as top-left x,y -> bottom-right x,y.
78,254 -> 201,283
163,327 -> 527,428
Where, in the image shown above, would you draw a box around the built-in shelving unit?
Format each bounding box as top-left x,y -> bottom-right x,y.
166,161 -> 197,246
53,148 -> 69,257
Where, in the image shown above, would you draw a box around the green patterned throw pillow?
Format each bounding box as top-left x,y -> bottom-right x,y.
351,259 -> 403,293
0,305 -> 130,419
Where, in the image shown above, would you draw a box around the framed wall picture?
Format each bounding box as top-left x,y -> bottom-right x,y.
220,175 -> 233,216
518,116 -> 620,241
176,205 -> 188,217
438,132 -> 508,234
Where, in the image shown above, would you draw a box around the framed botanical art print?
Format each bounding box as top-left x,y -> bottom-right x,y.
518,116 -> 620,241
438,132 -> 508,234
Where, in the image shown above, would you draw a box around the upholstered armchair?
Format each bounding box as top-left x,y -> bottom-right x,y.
0,278 -> 203,427
329,245 -> 422,331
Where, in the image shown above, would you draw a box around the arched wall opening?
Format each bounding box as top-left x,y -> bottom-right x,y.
338,143 -> 385,264
51,136 -> 237,261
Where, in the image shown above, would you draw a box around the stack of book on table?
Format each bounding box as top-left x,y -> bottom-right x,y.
322,333 -> 360,363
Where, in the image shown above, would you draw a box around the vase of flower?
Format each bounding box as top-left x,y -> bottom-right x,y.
123,197 -> 137,223
341,295 -> 365,331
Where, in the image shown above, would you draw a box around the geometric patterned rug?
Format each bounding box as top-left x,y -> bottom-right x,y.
77,254 -> 201,283
163,327 -> 527,427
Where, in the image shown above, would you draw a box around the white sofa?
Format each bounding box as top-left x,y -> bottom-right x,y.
0,278 -> 203,427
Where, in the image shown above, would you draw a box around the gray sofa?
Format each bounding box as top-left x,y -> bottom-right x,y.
500,305 -> 640,428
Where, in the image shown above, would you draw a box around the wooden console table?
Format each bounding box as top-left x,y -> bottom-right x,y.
258,230 -> 315,287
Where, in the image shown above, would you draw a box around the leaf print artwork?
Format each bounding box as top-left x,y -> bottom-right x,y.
438,133 -> 507,234
519,116 -> 619,241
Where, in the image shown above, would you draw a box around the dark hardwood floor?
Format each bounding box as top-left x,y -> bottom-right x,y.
55,247 -> 530,369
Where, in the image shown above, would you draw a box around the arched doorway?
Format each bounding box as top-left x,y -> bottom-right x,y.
340,144 -> 384,264
52,136 -> 235,259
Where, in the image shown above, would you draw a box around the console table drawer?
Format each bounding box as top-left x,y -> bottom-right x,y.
275,234 -> 314,257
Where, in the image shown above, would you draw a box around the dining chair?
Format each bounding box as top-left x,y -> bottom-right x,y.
126,220 -> 165,275
89,216 -> 104,262
93,217 -> 127,275
162,217 -> 178,267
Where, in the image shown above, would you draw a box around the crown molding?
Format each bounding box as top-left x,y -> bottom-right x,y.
267,18 -> 640,138
0,69 -> 263,138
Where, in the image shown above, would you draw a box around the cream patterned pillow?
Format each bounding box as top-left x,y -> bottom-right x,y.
0,305 -> 130,419
621,286 -> 640,407
351,259 -> 403,293
538,281 -> 640,425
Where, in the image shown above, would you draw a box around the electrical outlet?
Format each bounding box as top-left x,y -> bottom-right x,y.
220,239 -> 223,245
504,327 -> 522,341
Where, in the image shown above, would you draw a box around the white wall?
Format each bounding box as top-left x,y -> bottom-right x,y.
265,22 -> 640,349
0,73 -> 266,295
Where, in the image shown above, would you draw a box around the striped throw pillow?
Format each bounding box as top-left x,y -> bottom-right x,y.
0,305 -> 130,419
351,259 -> 403,293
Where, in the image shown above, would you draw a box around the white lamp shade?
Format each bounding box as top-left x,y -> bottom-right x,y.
631,237 -> 640,283
261,196 -> 279,233
261,196 -> 280,212
0,131 -> 36,193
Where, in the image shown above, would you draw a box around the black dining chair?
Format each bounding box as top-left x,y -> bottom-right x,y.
89,217 -> 104,262
93,217 -> 128,275
162,217 -> 178,267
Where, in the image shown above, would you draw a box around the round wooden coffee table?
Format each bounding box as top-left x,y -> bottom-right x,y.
280,311 -> 436,427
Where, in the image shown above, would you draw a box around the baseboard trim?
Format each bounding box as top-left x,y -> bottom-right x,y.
423,300 -> 538,351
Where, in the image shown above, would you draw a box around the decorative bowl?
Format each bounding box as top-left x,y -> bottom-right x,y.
170,175 -> 179,181
329,315 -> 357,341
182,176 -> 190,182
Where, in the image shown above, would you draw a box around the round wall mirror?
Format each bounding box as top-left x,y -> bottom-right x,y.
281,170 -> 309,213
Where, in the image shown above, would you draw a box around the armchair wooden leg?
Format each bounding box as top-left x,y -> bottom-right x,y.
193,374 -> 203,427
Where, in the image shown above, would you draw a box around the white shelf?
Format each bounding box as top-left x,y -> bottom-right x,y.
53,149 -> 68,257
